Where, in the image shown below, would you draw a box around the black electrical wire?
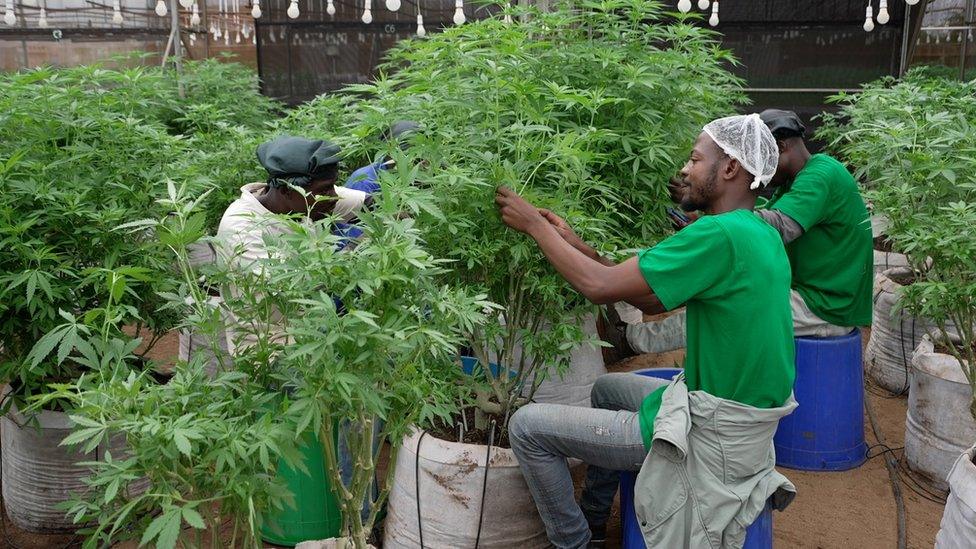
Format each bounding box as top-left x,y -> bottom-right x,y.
414,430 -> 427,549
473,419 -> 494,549
866,442 -> 906,461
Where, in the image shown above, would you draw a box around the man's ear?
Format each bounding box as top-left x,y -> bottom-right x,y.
723,156 -> 742,181
776,139 -> 788,154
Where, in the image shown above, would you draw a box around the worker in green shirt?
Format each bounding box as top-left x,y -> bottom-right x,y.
755,109 -> 873,336
496,114 -> 796,548
607,110 -> 872,356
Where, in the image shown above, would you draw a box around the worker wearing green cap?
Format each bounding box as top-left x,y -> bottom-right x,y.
217,135 -> 370,279
216,135 -> 381,526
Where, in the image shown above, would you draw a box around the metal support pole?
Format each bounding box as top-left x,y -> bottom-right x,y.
201,0 -> 210,58
900,4 -> 911,76
961,0 -> 974,80
170,0 -> 185,97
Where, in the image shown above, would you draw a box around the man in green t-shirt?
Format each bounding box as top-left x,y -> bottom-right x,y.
496,114 -> 795,549
604,110 -> 871,357
755,109 -> 872,336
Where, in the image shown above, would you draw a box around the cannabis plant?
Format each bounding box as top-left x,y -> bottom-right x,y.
819,69 -> 976,421
44,175 -> 488,549
0,60 -> 276,410
281,0 -> 745,428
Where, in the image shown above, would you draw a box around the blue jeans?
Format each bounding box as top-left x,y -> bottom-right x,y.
509,373 -> 669,549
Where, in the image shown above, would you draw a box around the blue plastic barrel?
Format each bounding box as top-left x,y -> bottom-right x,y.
632,367 -> 682,382
774,328 -> 866,471
619,470 -> 772,549
459,356 -> 516,379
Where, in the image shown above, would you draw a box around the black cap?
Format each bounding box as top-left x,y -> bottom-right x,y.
759,109 -> 805,139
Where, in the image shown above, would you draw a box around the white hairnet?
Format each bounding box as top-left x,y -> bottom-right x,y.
702,114 -> 779,190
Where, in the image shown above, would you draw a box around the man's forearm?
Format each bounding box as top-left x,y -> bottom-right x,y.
526,221 -> 619,303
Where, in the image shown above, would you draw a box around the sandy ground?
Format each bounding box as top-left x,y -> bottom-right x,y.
0,329 -> 948,548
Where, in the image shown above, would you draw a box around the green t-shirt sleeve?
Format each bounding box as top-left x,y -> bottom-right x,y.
769,168 -> 831,231
636,217 -> 733,311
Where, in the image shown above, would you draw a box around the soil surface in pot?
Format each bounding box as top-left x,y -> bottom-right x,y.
874,235 -> 896,253
887,269 -> 917,287
935,340 -> 976,357
428,407 -> 512,448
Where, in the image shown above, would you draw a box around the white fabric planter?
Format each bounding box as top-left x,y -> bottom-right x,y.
905,335 -> 976,493
0,400 -> 135,532
936,444 -> 976,548
383,429 -> 549,549
489,312 -> 606,408
865,268 -> 934,394
523,313 -> 606,407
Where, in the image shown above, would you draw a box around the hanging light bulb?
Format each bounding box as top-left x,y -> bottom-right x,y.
676,0 -> 691,12
708,1 -> 718,26
286,0 -> 298,17
863,3 -> 874,32
452,0 -> 464,24
179,0 -> 193,9
326,0 -> 334,15
250,0 -> 261,17
386,0 -> 399,11
697,0 -> 709,9
905,0 -> 919,5
416,12 -> 425,35
361,0 -> 372,23
155,0 -> 168,16
38,7 -> 48,27
112,0 -> 123,23
877,0 -> 889,24
190,3 -> 200,24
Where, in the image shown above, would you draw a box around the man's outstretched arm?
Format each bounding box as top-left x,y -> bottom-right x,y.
496,187 -> 665,314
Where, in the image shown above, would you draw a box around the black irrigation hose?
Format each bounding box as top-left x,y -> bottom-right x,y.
415,422 -> 495,549
866,442 -> 906,461
864,390 -> 908,549
414,430 -> 427,549
473,419 -> 495,549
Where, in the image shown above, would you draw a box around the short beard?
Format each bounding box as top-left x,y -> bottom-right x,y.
679,163 -> 719,212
